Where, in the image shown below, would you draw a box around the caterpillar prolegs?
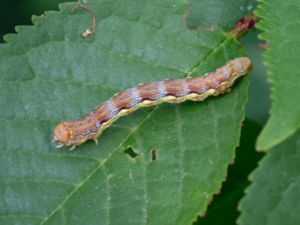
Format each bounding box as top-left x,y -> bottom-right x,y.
52,57 -> 252,150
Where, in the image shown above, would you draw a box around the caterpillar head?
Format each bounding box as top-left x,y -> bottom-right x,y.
52,122 -> 75,148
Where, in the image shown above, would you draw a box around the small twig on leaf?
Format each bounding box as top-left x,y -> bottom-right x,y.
72,2 -> 96,38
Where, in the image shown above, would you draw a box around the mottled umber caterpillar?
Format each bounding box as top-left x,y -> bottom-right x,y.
53,57 -> 252,150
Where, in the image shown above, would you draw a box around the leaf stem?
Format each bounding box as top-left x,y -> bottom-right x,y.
229,13 -> 258,38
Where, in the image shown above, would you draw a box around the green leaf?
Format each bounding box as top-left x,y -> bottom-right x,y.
194,120 -> 263,225
238,130 -> 300,225
186,0 -> 257,30
256,0 -> 300,150
0,0 -> 249,224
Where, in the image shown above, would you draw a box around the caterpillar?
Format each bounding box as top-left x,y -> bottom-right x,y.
52,57 -> 252,150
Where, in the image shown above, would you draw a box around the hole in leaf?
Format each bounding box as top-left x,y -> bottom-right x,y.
124,147 -> 138,159
151,149 -> 157,161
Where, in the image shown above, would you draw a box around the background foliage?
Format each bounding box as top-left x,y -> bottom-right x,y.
0,0 -> 299,225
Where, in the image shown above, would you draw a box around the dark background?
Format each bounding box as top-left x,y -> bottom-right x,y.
0,0 -> 67,43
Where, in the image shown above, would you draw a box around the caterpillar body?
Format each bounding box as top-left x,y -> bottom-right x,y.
53,57 -> 252,150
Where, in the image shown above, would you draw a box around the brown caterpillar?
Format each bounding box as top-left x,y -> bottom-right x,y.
52,57 -> 252,150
